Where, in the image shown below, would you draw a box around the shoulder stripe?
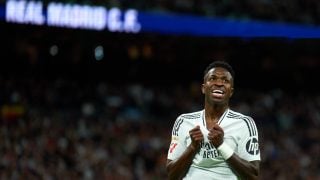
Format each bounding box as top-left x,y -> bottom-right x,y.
244,116 -> 257,136
227,112 -> 240,117
172,118 -> 183,136
226,114 -> 257,137
181,113 -> 201,119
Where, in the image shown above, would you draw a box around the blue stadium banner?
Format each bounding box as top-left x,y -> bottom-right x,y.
2,0 -> 320,38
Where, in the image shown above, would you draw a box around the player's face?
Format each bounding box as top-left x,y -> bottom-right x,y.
202,67 -> 234,105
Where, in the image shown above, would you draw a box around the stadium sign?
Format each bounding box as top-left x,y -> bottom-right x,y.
3,0 -> 320,38
5,0 -> 141,32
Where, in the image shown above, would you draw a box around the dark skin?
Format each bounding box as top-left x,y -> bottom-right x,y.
167,67 -> 260,180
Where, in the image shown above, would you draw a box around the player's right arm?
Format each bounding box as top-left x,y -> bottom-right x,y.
166,125 -> 203,180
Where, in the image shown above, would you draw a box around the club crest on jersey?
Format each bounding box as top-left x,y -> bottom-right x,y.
246,137 -> 259,155
171,136 -> 179,141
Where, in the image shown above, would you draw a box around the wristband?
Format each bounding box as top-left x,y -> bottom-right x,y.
217,142 -> 234,160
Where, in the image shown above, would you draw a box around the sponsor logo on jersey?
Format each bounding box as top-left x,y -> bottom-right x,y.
246,137 -> 259,155
200,141 -> 220,158
171,136 -> 179,141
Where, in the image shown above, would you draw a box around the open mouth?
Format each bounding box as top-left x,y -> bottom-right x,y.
211,89 -> 224,98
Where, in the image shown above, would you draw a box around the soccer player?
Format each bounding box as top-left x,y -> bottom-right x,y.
166,61 -> 260,179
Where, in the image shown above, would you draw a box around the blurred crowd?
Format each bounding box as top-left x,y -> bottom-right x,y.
1,4 -> 320,178
0,77 -> 319,179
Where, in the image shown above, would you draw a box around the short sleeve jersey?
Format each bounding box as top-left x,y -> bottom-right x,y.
167,109 -> 260,179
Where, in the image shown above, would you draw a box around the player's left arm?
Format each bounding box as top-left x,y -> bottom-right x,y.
208,123 -> 260,180
225,154 -> 260,180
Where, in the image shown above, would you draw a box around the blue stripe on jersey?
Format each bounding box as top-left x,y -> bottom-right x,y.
181,113 -> 201,119
172,118 -> 183,136
172,112 -> 201,136
244,116 -> 257,136
227,112 -> 257,137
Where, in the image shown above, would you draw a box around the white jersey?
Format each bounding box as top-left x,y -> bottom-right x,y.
167,109 -> 260,180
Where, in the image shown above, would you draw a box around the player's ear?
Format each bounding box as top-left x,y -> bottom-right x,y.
201,84 -> 205,94
230,87 -> 234,97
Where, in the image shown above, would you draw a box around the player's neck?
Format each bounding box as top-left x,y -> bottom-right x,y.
204,104 -> 228,122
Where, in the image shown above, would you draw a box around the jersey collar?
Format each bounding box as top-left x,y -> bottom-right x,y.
202,108 -> 229,128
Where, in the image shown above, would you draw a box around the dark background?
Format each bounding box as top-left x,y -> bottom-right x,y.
0,1 -> 320,179
2,22 -> 320,91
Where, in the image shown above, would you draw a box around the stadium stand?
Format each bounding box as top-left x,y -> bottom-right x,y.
1,0 -> 320,178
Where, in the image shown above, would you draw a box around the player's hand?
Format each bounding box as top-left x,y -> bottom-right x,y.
189,125 -> 204,150
208,123 -> 224,147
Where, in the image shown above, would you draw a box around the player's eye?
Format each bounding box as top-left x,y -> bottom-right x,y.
208,76 -> 216,81
223,79 -> 229,83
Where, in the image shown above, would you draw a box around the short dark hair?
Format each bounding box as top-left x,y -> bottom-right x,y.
203,61 -> 235,80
